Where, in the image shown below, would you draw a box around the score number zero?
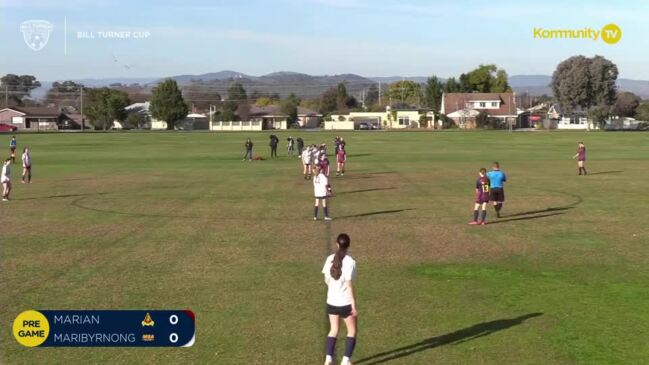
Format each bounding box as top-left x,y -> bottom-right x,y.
169,314 -> 179,343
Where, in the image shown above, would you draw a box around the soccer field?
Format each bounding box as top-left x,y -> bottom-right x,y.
1,131 -> 648,364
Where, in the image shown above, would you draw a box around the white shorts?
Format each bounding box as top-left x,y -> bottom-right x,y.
1,177 -> 9,183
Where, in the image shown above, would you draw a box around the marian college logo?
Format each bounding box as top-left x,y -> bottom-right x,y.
533,23 -> 622,45
20,20 -> 54,51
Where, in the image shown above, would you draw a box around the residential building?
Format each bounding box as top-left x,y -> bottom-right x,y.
440,92 -> 518,128
326,106 -> 435,130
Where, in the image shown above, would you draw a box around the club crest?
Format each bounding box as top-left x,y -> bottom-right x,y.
20,20 -> 53,51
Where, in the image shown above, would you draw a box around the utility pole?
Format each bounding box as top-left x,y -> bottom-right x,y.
80,86 -> 84,132
4,84 -> 7,107
378,82 -> 381,105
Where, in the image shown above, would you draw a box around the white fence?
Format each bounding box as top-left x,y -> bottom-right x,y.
210,120 -> 263,131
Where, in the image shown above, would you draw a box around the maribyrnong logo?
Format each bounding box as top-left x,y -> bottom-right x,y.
533,23 -> 621,45
20,20 -> 54,51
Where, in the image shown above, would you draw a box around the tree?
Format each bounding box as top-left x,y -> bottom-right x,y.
588,104 -> 610,129
227,82 -> 247,102
475,110 -> 489,128
551,55 -> 618,115
365,84 -> 379,108
319,87 -> 339,115
462,65 -> 512,93
444,77 -> 460,93
634,102 -> 649,121
612,91 -> 640,117
424,76 -> 443,111
150,79 -> 188,130
1,74 -> 41,106
84,88 -> 130,130
387,80 -> 421,106
45,80 -> 83,108
124,112 -> 149,129
183,81 -> 221,110
255,97 -> 272,106
281,93 -> 301,123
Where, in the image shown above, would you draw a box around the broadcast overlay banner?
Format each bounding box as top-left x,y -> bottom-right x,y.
13,310 -> 195,347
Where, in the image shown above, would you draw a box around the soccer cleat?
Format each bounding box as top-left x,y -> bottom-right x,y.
480,221 -> 487,225
313,217 -> 318,221
468,221 -> 479,225
2,198 -> 8,202
324,217 -> 333,221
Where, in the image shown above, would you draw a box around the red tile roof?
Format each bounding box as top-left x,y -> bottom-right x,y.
442,92 -> 516,116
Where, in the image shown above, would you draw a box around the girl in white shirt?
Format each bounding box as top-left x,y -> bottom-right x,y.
313,166 -> 332,221
21,147 -> 32,183
322,233 -> 357,365
1,158 -> 11,201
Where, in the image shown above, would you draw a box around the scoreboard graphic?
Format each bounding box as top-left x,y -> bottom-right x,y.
13,310 -> 195,347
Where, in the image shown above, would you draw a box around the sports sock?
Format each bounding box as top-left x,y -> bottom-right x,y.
314,206 -> 319,218
324,207 -> 329,217
325,336 -> 337,357
496,203 -> 502,212
583,168 -> 587,175
481,210 -> 487,222
473,210 -> 479,222
344,336 -> 356,359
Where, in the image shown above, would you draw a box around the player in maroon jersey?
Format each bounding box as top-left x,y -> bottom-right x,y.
336,146 -> 346,177
573,142 -> 587,175
469,168 -> 490,225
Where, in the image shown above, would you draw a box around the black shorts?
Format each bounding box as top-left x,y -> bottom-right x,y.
490,188 -> 505,202
327,304 -> 352,318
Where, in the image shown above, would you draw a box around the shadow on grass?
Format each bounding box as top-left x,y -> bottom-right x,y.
14,192 -> 111,201
588,170 -> 624,175
343,171 -> 397,180
489,212 -> 565,224
336,187 -> 396,195
502,191 -> 583,219
337,208 -> 414,219
356,313 -> 542,364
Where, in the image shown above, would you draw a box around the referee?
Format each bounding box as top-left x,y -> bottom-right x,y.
486,161 -> 507,218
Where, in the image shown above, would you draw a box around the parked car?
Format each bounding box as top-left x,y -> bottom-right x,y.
358,122 -> 369,130
370,122 -> 380,130
0,123 -> 17,132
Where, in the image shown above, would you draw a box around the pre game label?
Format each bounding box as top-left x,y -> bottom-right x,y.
13,310 -> 195,347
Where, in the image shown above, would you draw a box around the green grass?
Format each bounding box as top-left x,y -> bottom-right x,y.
1,130 -> 648,364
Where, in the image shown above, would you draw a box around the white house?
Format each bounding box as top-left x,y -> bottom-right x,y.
440,92 -> 518,128
326,106 -> 435,130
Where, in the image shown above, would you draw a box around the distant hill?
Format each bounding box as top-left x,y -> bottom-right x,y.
30,71 -> 649,100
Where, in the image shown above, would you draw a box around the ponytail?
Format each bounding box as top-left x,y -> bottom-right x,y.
330,233 -> 350,280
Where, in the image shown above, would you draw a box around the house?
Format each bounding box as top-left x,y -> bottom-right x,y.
210,104 -> 322,131
326,106 -> 435,130
0,107 -> 61,131
440,92 -> 518,128
547,104 -> 598,130
124,102 -> 164,129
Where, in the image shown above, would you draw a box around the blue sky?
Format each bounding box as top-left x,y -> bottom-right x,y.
1,0 -> 647,81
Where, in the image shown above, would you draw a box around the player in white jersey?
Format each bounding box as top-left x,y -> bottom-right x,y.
21,147 -> 32,183
1,158 -> 11,201
322,233 -> 357,365
313,166 -> 332,221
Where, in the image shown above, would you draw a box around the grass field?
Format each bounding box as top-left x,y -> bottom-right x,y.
1,130 -> 648,365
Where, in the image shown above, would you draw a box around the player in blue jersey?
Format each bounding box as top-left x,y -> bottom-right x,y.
486,161 -> 507,218
469,168 -> 490,225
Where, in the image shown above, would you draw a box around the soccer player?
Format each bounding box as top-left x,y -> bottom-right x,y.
243,138 -> 253,161
313,166 -> 332,221
486,161 -> 506,217
310,145 -> 319,175
322,233 -> 357,365
336,146 -> 347,177
9,136 -> 17,163
573,141 -> 587,175
302,146 -> 312,179
320,153 -> 331,177
469,168 -> 490,225
1,158 -> 11,201
269,134 -> 279,158
297,137 -> 305,158
287,136 -> 295,156
21,147 -> 32,184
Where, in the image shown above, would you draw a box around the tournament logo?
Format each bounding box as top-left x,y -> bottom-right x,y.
142,334 -> 155,342
20,20 -> 53,51
141,312 -> 155,327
